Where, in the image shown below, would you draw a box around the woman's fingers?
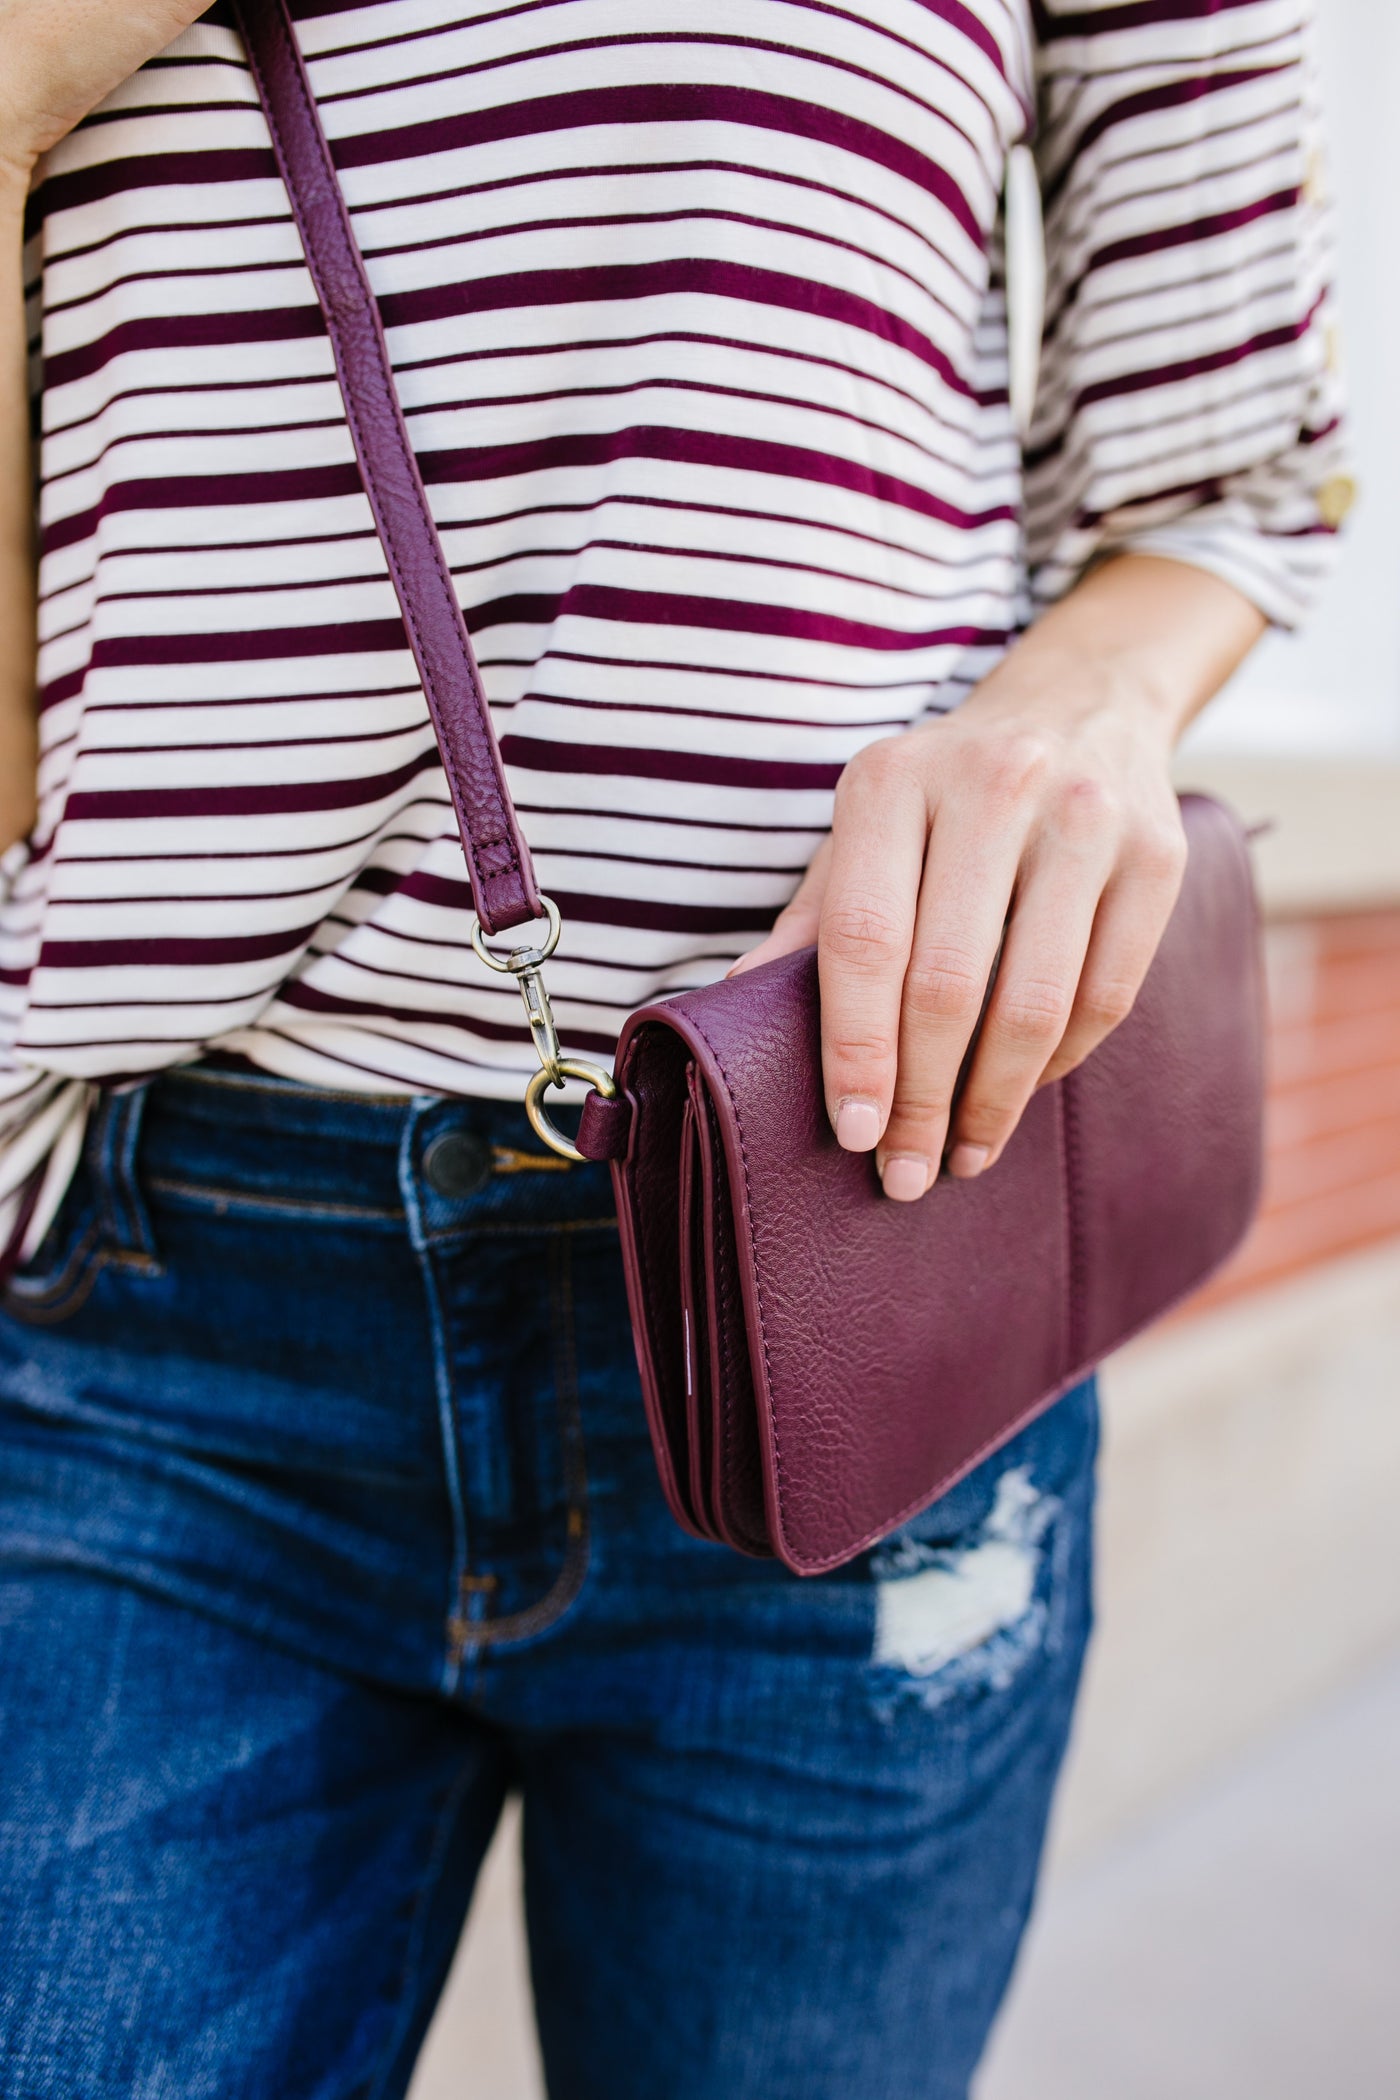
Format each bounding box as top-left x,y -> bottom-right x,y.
1034,823 -> 1187,1091
734,719 -> 1187,1200
937,850 -> 1108,1180
816,745 -> 928,1153
873,814 -> 1025,1196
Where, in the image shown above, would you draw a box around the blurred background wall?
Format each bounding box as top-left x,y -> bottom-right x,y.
976,7 -> 1400,2081
408,4 -> 1400,2094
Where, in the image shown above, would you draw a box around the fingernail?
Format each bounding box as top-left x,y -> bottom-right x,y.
882,1154 -> 930,1202
834,1097 -> 882,1152
947,1142 -> 989,1179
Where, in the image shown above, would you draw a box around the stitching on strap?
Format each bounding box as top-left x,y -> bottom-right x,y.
240,0 -> 533,930
1061,1072 -> 1087,1370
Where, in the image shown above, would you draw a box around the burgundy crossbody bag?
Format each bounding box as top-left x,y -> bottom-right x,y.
236,0 -> 1265,1575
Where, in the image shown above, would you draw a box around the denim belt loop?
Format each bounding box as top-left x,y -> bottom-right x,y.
91,1080 -> 160,1266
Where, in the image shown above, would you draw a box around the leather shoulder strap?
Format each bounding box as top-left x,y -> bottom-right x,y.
233,0 -> 542,936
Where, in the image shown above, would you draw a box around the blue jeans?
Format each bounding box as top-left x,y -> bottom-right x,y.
0,1068 -> 1097,2100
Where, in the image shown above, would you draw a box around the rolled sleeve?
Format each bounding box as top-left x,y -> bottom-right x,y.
1026,0 -> 1350,629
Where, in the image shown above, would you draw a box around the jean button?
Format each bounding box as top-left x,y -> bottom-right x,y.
423,1129 -> 492,1200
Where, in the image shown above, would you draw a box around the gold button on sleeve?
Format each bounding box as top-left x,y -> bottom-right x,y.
1303,145 -> 1326,206
1316,473 -> 1357,529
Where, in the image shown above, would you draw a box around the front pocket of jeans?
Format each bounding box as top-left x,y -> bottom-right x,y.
2,1166 -> 106,1324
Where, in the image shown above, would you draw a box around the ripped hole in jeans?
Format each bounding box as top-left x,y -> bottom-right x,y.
868,1467 -> 1060,1715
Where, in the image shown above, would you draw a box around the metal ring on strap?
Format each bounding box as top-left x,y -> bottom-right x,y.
525,1058 -> 619,1162
469,894 -> 562,975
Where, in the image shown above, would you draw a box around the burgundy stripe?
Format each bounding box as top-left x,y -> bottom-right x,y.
378,256 -> 977,399
310,5 -> 1007,95
1074,474 -> 1226,527
42,259 -> 325,330
1074,310 -> 1318,413
41,402 -> 1002,578
365,202 -> 966,343
473,583 -> 1002,654
41,621 -> 422,708
352,862 -> 783,928
1034,0 -> 1266,39
63,748 -> 441,822
420,424 -> 1013,530
30,147 -> 276,233
1024,302 -> 1322,471
318,28 -> 993,152
41,585 -> 998,704
275,974 -> 621,1056
43,306 -> 328,397
1090,188 -> 1297,274
545,886 -> 774,934
75,618 -> 409,670
41,460 -> 362,558
38,924 -> 321,968
709,2 -> 1009,78
501,735 -> 842,792
38,668 -> 89,714
331,82 -> 985,246
1044,69 -> 1284,209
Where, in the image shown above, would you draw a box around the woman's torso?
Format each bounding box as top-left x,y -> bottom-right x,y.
8,0 -> 1032,1102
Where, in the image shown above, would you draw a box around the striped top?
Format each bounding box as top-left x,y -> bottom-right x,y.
2,0 -> 1345,1258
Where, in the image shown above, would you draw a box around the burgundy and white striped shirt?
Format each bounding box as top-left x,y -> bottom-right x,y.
2,0 -> 1345,1255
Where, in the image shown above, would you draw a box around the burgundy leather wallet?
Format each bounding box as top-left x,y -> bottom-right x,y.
238,0 -> 1266,1575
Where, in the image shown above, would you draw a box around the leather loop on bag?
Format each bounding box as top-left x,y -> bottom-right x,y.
575,1090 -> 634,1163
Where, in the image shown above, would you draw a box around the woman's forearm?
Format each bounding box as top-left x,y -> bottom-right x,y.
972,552 -> 1267,755
0,166 -> 37,855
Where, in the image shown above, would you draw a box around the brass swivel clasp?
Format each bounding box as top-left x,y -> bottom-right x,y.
469,895 -> 617,1161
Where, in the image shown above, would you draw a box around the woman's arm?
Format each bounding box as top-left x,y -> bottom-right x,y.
734,556 -> 1266,1199
0,2 -> 215,852
740,0 -> 1344,1203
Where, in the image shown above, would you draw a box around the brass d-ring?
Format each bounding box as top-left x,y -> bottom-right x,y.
525,1058 -> 618,1162
470,895 -> 562,976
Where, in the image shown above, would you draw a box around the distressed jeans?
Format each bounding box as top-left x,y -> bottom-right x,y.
0,1067 -> 1097,2100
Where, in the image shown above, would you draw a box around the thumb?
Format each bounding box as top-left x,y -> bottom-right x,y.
727,838 -> 831,979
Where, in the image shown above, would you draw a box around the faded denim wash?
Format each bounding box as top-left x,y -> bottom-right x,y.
0,1068 -> 1097,2100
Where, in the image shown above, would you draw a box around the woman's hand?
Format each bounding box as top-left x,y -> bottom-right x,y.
0,2 -> 213,187
730,555 -> 1266,1200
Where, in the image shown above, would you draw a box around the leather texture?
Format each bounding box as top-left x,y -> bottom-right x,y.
234,0 -> 542,936
242,0 -> 1266,1575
